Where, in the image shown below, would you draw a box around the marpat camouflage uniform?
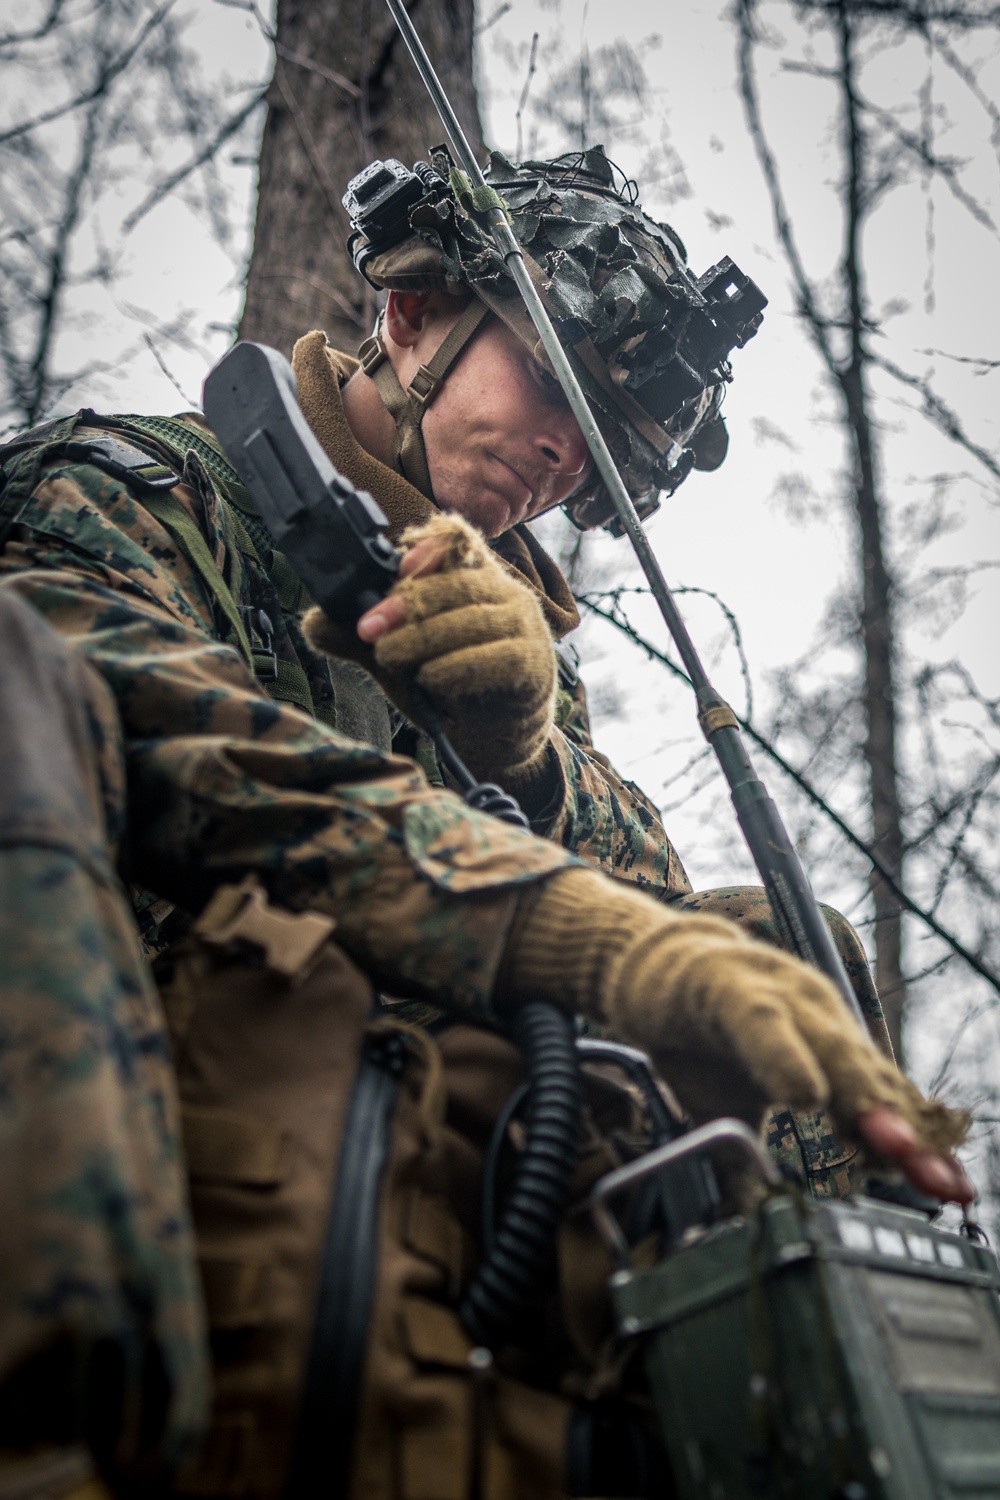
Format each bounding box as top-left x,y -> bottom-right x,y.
0,588 -> 206,1479
290,333 -> 695,903
0,411 -> 572,977
0,408 -> 589,1479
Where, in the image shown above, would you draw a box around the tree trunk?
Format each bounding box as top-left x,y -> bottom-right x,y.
239,0 -> 484,356
836,1 -> 907,1060
842,362 -> 906,1059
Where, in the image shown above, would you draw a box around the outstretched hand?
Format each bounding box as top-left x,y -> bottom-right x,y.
351,547 -> 977,1211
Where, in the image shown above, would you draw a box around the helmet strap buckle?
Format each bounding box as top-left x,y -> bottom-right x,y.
358,335 -> 389,376
407,364 -> 441,407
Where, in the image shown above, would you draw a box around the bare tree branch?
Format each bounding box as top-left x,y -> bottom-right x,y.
0,0 -> 70,51
0,0 -> 176,147
23,92 -> 103,424
873,351 -> 1000,481
121,88 -> 266,234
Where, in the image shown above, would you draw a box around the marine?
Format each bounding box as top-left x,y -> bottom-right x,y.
0,144 -> 971,1497
289,142 -> 893,1193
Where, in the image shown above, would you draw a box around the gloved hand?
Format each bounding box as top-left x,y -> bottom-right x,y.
503,867 -> 970,1196
303,514 -> 557,791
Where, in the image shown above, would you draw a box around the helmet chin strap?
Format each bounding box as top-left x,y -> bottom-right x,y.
357,299 -> 491,500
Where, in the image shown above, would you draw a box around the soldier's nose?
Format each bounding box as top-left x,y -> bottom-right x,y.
535,416 -> 590,476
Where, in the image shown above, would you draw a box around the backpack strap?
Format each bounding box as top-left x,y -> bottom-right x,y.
116,423 -> 318,715
140,489 -> 255,671
99,413 -> 247,499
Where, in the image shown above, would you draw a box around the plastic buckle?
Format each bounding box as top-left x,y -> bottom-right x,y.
408,365 -> 441,407
358,336 -> 388,375
240,604 -> 279,681
195,877 -> 336,980
64,436 -> 180,496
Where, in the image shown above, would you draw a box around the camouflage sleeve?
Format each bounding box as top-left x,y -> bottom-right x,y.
0,462 -> 573,1016
0,589 -> 207,1469
539,655 -> 691,898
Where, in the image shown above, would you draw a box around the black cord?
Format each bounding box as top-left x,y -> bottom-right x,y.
481,1080 -> 531,1252
410,682 -> 530,830
459,1002 -> 583,1349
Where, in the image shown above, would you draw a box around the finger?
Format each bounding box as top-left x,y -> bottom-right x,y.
857,1104 -> 918,1157
395,567 -> 509,622
904,1152 -> 974,1204
858,1107 -> 974,1204
399,536 -> 450,579
357,592 -> 409,643
397,513 -> 485,572
418,638 -> 554,701
374,603 -> 529,673
361,554 -> 503,644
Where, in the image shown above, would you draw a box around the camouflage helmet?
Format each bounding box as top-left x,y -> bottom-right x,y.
343,144 -> 766,532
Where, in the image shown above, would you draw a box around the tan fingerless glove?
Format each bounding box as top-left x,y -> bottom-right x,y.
304,514 -> 557,791
504,867 -> 967,1157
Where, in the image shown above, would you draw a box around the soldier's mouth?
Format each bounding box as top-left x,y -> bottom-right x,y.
490,454 -> 534,520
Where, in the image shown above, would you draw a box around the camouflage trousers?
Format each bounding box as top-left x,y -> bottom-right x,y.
672,887 -> 893,1198
0,588 -> 207,1490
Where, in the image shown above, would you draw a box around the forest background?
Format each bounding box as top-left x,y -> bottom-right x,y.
2,0 -> 998,1226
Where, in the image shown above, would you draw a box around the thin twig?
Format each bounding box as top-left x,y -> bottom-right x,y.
122,89 -> 266,234
0,0 -> 176,146
142,333 -> 194,405
736,0 -> 839,377
516,33 -> 538,164
272,62 -> 344,222
0,0 -> 68,51
274,41 -> 361,98
577,591 -> 1000,999
872,352 -> 1000,481
254,269 -> 365,327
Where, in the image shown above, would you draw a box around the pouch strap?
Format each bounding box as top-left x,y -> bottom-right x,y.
62,434 -> 180,495
98,412 -> 247,500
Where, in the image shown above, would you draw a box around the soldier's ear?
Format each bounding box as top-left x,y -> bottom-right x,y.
383,289 -> 473,353
383,290 -> 435,349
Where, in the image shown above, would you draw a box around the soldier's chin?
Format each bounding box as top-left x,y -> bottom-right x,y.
440,491 -> 516,539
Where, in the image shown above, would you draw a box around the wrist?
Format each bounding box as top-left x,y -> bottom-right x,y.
499,867 -> 669,1019
499,867 -> 755,1031
446,690 -> 555,785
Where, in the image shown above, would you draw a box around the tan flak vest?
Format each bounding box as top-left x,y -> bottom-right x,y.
158,880 -> 659,1500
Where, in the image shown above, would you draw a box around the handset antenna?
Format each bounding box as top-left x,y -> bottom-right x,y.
384,0 -> 868,1031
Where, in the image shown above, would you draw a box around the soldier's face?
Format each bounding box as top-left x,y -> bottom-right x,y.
384,291 -> 592,537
